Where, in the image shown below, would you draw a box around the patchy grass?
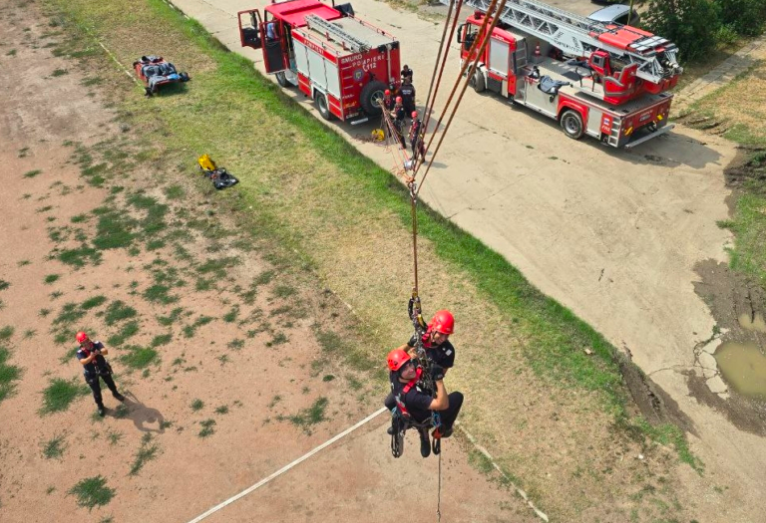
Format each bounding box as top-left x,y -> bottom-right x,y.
107,320 -> 140,346
198,418 -> 216,438
56,244 -> 102,268
0,326 -> 14,342
273,285 -> 296,298
113,404 -> 130,419
150,333 -> 172,347
104,300 -> 137,325
81,295 -> 108,310
23,169 -> 42,178
42,434 -> 67,459
92,208 -> 135,250
129,433 -> 158,476
118,345 -> 157,369
53,303 -> 86,326
0,346 -> 23,405
686,63 -> 766,289
157,307 -> 184,326
164,184 -> 185,200
41,378 -> 87,415
215,405 -> 229,414
191,398 -> 204,411
142,284 -> 178,304
282,397 -> 329,435
44,274 -> 60,285
227,338 -> 244,350
51,68 -> 69,77
68,476 -> 114,510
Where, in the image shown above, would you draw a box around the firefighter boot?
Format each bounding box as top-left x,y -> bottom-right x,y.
113,392 -> 126,402
419,428 -> 431,458
97,403 -> 106,417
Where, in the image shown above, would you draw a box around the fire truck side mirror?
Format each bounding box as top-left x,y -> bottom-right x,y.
456,23 -> 464,44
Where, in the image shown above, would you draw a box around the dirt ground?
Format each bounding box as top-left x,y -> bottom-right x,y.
0,8 -> 534,523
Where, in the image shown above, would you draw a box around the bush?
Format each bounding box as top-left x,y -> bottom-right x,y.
716,0 -> 766,36
714,23 -> 739,46
645,0 -> 721,62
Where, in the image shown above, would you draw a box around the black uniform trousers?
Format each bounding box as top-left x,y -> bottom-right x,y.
384,391 -> 464,431
85,372 -> 119,406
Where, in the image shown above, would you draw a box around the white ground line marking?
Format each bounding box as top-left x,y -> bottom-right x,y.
96,41 -> 140,85
185,407 -> 388,523
456,422 -> 549,522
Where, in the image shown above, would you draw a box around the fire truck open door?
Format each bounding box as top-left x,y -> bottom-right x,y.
238,10 -> 263,50
260,19 -> 288,73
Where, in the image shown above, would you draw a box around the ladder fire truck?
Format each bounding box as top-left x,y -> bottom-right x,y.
449,0 -> 684,148
238,0 -> 401,124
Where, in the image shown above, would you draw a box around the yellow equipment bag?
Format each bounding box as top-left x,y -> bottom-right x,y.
198,154 -> 217,173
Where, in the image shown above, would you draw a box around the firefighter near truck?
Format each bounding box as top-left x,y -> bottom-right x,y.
451,0 -> 684,148
238,0 -> 401,124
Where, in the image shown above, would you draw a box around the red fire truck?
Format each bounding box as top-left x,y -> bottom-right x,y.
452,0 -> 684,148
238,0 -> 401,124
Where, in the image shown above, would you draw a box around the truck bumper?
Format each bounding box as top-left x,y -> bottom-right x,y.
624,124 -> 674,149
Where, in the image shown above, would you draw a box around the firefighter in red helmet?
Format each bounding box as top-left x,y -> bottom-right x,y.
75,331 -> 126,417
386,348 -> 463,458
404,309 -> 456,369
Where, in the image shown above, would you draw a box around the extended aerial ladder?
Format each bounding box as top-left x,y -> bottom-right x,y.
442,0 -> 682,91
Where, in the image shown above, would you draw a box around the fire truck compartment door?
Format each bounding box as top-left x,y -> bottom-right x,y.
238,10 -> 263,50
489,38 -> 510,78
294,41 -> 341,100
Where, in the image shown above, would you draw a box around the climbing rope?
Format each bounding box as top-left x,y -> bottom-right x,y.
417,0 -> 507,196
437,450 -> 442,522
421,0 -> 465,139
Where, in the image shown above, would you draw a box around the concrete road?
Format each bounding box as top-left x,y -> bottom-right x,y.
167,0 -> 764,520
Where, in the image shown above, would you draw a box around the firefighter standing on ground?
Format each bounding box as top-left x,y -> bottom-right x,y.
399,77 -> 416,117
391,96 -> 407,148
409,111 -> 425,162
387,348 -> 464,458
75,332 -> 125,417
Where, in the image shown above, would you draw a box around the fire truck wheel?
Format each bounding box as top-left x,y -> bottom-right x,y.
470,71 -> 485,93
276,71 -> 290,88
315,92 -> 334,121
560,110 -> 584,140
360,80 -> 387,116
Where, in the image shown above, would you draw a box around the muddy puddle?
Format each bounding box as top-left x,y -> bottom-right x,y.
714,342 -> 766,399
739,312 -> 766,333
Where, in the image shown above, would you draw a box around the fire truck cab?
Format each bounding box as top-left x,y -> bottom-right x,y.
238,0 -> 401,124
457,9 -> 677,148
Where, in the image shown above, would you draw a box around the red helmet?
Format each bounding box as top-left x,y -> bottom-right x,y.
411,111 -> 418,119
384,89 -> 391,96
429,310 -> 454,335
396,96 -> 402,103
387,349 -> 411,372
76,331 -> 89,343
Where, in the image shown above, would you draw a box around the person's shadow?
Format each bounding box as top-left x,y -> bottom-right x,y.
115,392 -> 166,434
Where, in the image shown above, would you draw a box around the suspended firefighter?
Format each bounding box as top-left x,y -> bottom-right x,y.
387,348 -> 463,458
